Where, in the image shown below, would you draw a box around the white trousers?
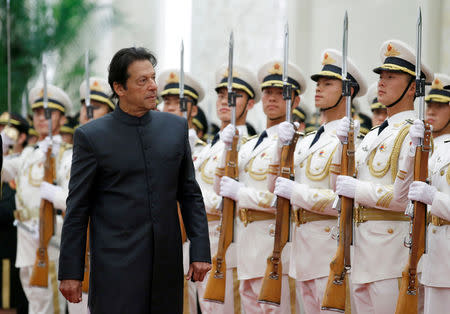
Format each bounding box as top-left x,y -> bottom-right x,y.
240,276 -> 291,314
424,286 -> 450,314
20,264 -> 66,314
297,277 -> 344,314
196,268 -> 235,313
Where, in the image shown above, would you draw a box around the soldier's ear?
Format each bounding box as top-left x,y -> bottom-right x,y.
191,105 -> 198,117
293,95 -> 300,107
247,98 -> 255,110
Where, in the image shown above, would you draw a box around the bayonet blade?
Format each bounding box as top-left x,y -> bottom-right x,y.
342,11 -> 352,121
416,6 -> 425,121
227,32 -> 234,94
6,0 -> 12,125
180,40 -> 185,99
85,49 -> 93,119
283,21 -> 292,123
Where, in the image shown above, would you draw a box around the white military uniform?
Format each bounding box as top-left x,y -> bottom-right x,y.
2,136 -> 71,314
289,120 -> 340,313
235,125 -> 293,313
194,125 -> 248,313
351,110 -> 415,313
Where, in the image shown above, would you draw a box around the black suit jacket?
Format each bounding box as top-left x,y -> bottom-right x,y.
58,106 -> 210,314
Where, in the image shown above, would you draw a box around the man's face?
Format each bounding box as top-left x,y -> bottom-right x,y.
314,77 -> 341,109
426,101 -> 450,131
371,108 -> 388,127
79,100 -> 111,125
162,95 -> 196,117
32,107 -> 63,138
261,86 -> 291,120
115,60 -> 157,111
377,71 -> 413,106
216,88 -> 250,123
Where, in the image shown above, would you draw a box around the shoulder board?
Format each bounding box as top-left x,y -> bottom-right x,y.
195,139 -> 207,147
32,144 -> 39,150
60,143 -> 73,152
445,140 -> 450,143
370,125 -> 380,131
357,133 -> 366,140
241,134 -> 258,144
305,130 -> 317,136
405,119 -> 414,124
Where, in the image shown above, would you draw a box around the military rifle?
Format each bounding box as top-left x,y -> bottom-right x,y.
322,12 -> 354,312
395,8 -> 431,313
204,32 -> 239,303
258,22 -> 300,306
30,63 -> 57,287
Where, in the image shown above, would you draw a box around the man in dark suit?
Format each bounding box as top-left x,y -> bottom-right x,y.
58,47 -> 211,314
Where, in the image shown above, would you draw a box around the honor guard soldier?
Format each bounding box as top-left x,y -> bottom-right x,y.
0,113 -> 29,313
27,121 -> 39,146
66,77 -> 115,314
60,116 -> 78,145
335,39 -> 433,313
158,70 -> 207,157
195,64 -> 259,313
217,60 -> 306,313
2,84 -> 74,314
394,75 -> 450,314
273,49 -> 367,313
192,106 -> 208,142
367,82 -> 388,127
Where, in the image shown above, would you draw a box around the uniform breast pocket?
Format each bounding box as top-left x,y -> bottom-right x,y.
366,222 -> 397,237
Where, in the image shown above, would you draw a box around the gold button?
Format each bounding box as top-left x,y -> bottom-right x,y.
324,227 -> 331,232
387,228 -> 394,234
377,162 -> 381,166
432,228 -> 437,234
269,228 -> 275,237
300,162 -> 304,168
441,170 -> 445,176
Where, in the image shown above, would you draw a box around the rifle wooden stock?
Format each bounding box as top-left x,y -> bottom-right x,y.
258,131 -> 301,306
82,225 -> 90,293
395,124 -> 431,314
30,148 -> 55,287
322,129 -> 355,312
204,131 -> 239,303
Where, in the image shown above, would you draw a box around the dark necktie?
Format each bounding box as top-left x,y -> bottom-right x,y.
378,120 -> 389,135
253,131 -> 268,150
211,133 -> 220,146
309,126 -> 325,148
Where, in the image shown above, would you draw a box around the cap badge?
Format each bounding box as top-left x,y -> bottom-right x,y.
384,44 -> 400,57
322,52 -> 336,65
223,69 -> 239,78
166,72 -> 179,83
268,63 -> 282,75
90,80 -> 102,92
431,78 -> 443,90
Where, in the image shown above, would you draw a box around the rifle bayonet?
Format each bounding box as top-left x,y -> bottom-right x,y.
85,49 -> 93,120
179,40 -> 187,119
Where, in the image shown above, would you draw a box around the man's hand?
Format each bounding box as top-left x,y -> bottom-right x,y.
186,262 -> 211,282
59,280 -> 82,303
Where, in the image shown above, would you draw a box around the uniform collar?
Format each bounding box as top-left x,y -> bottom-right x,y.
113,103 -> 152,125
37,134 -> 62,145
387,110 -> 415,125
265,124 -> 279,138
323,119 -> 340,134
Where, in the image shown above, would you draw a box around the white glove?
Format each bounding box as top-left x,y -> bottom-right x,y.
278,121 -> 295,145
408,181 -> 437,205
273,177 -> 295,200
409,119 -> 425,148
40,182 -> 63,204
219,176 -> 244,201
1,130 -> 15,152
220,124 -> 237,147
336,117 -> 360,144
38,136 -> 61,155
335,175 -> 358,199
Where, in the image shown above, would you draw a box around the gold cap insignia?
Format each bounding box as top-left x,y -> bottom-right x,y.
166,72 -> 179,83
268,63 -> 282,75
385,43 -> 400,57
431,78 -> 444,90
0,112 -> 10,120
223,69 -> 239,78
322,52 -> 336,65
90,80 -> 102,92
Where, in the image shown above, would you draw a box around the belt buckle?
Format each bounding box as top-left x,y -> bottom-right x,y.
240,209 -> 249,227
354,207 -> 363,225
293,209 -> 300,227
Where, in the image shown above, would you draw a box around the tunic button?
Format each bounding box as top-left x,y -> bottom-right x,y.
324,226 -> 331,233
387,228 -> 394,234
432,228 -> 437,234
440,170 -> 445,176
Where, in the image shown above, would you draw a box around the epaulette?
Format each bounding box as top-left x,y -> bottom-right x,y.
360,127 -> 370,136
305,130 -> 317,136
405,119 -> 414,124
195,139 -> 207,147
445,140 -> 450,143
60,142 -> 73,152
241,134 -> 258,144
370,125 -> 380,131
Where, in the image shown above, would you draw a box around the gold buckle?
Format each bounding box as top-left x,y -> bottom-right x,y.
354,207 -> 363,225
292,209 -> 300,227
240,208 -> 249,227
